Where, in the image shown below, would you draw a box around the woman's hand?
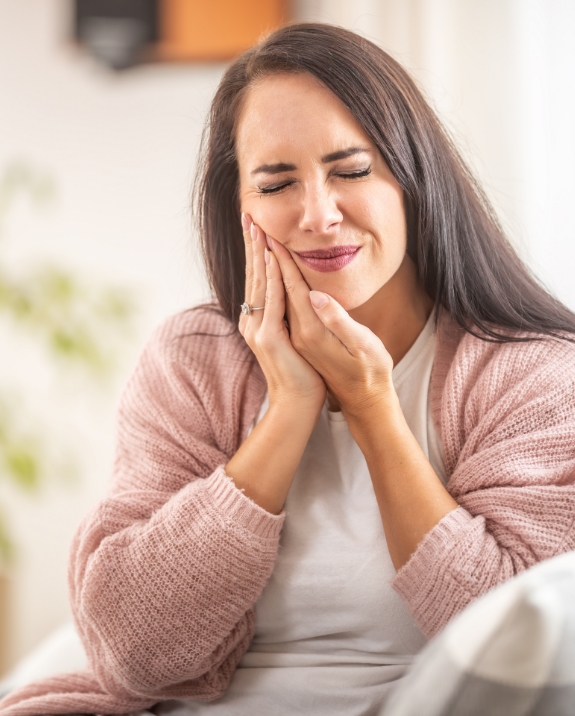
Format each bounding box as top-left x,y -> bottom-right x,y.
224,216 -> 327,515
239,214 -> 326,416
266,235 -> 394,421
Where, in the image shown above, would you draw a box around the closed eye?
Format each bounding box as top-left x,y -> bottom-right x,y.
337,167 -> 371,180
256,167 -> 371,196
256,181 -> 294,195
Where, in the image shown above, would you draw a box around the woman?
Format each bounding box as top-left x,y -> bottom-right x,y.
2,22 -> 575,716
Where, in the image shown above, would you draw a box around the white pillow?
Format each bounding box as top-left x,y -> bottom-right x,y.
383,550 -> 575,716
0,622 -> 87,698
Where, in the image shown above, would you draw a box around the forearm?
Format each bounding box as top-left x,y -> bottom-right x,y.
346,391 -> 458,571
226,401 -> 319,514
71,469 -> 284,698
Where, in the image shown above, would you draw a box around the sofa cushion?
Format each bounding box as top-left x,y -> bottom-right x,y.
383,550 -> 575,715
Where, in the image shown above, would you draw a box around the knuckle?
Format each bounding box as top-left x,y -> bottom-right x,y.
252,275 -> 264,294
244,331 -> 257,352
265,271 -> 278,286
291,334 -> 305,353
283,279 -> 297,296
358,337 -> 373,354
299,327 -> 315,344
254,332 -> 272,353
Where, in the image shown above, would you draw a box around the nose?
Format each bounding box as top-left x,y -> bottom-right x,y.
298,183 -> 343,235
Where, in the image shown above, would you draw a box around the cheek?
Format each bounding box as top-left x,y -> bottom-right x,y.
363,187 -> 406,253
241,196 -> 298,243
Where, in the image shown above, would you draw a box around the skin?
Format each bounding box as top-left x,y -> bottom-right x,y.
225,72 -> 457,570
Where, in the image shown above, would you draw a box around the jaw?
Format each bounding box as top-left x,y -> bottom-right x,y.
348,254 -> 429,328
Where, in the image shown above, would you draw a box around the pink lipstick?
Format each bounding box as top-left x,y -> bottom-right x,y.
294,245 -> 360,272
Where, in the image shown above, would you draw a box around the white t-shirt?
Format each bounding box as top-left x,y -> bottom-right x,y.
155,311 -> 445,716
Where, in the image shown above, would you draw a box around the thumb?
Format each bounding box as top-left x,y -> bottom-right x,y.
309,290 -> 372,353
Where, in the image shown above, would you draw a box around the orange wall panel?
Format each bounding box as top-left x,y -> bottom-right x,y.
157,0 -> 289,61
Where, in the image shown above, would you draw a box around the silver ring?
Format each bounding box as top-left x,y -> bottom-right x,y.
241,302 -> 265,316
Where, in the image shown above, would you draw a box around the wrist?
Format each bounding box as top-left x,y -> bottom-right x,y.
266,396 -> 323,431
343,382 -> 404,449
268,389 -> 325,420
340,377 -> 397,425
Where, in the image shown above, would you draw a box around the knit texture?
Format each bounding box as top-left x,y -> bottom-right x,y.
2,305 -> 575,715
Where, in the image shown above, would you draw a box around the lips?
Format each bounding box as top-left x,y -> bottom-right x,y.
294,245 -> 360,272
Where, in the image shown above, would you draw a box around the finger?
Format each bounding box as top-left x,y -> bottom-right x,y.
267,235 -> 318,331
268,235 -> 310,293
242,213 -> 254,302
261,248 -> 287,335
309,291 -> 374,355
239,212 -> 254,335
247,222 -> 267,329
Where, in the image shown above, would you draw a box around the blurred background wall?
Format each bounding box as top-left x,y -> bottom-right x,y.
0,0 -> 574,675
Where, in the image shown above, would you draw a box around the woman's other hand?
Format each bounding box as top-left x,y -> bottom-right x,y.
239,214 -> 326,416
268,235 -> 457,567
267,235 -> 394,420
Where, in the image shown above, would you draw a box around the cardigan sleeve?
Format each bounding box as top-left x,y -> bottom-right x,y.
392,333 -> 575,638
66,314 -> 282,704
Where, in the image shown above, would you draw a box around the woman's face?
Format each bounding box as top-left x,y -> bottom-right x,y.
236,72 -> 408,311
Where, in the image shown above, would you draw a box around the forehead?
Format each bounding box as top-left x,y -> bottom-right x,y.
235,73 -> 372,167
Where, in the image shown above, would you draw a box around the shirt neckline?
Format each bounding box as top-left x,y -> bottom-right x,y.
391,309 -> 436,385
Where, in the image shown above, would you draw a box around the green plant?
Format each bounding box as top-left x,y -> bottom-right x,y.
0,162 -> 136,566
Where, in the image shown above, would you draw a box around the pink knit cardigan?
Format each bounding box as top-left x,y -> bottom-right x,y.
2,306 -> 575,716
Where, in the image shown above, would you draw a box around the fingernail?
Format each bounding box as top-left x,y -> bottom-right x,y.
264,247 -> 271,265
241,213 -> 250,231
310,290 -> 329,309
265,234 -> 273,250
250,223 -> 257,241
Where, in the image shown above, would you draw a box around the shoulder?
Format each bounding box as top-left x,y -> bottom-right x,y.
434,310 -> 575,405
120,304 -> 265,449
450,321 -> 575,402
134,304 -> 264,403
433,311 -> 575,474
143,303 -> 251,371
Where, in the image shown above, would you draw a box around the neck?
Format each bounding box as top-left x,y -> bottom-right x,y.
349,254 -> 434,367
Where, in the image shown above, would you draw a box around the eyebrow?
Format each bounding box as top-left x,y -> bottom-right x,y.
251,161 -> 296,176
251,147 -> 370,176
321,146 -> 370,163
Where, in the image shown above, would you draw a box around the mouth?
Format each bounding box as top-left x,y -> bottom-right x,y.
294,245 -> 361,273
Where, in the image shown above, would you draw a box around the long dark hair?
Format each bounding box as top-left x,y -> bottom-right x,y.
195,22 -> 575,343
